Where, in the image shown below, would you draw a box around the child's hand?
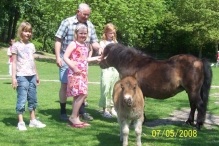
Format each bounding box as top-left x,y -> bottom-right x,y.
72,67 -> 81,75
96,55 -> 104,64
56,57 -> 63,67
36,76 -> 40,85
97,56 -> 102,62
12,79 -> 18,89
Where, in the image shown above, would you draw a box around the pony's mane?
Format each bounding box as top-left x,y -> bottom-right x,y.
104,43 -> 155,64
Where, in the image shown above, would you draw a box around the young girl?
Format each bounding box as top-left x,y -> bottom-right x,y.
63,23 -> 99,128
99,23 -> 120,118
11,22 -> 46,131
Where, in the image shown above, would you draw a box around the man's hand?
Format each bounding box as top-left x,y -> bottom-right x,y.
98,48 -> 103,55
56,57 -> 63,67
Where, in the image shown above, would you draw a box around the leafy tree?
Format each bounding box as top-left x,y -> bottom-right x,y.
1,0 -> 219,60
170,0 -> 219,58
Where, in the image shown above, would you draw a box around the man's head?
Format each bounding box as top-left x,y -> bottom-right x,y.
77,3 -> 91,23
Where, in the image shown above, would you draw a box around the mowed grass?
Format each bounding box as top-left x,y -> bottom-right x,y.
0,45 -> 219,146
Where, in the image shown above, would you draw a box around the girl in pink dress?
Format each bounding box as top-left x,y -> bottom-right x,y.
63,23 -> 100,128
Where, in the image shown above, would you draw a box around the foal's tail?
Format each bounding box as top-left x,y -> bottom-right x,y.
201,59 -> 212,111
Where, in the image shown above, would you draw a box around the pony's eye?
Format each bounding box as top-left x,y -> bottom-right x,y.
120,84 -> 124,89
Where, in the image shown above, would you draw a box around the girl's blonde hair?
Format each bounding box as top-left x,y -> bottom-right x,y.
102,23 -> 117,43
17,22 -> 32,40
74,23 -> 88,41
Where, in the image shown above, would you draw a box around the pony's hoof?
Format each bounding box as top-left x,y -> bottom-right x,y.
185,120 -> 194,126
193,126 -> 199,131
194,124 -> 201,130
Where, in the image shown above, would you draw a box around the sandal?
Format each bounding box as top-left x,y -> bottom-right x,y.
67,123 -> 84,128
81,122 -> 91,127
103,111 -> 113,118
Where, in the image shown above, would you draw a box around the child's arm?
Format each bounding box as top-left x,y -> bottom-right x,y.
88,56 -> 101,62
11,54 -> 17,89
33,54 -> 40,85
63,42 -> 80,73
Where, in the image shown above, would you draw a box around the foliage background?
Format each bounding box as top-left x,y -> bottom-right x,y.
1,0 -> 219,60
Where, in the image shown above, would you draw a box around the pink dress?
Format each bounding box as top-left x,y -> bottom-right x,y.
66,41 -> 88,97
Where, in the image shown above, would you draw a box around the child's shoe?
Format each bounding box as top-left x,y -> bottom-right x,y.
110,107 -> 117,117
84,100 -> 89,107
17,122 -> 27,131
80,113 -> 93,121
29,119 -> 46,128
103,111 -> 113,118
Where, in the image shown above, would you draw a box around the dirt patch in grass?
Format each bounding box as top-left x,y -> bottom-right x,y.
144,108 -> 219,129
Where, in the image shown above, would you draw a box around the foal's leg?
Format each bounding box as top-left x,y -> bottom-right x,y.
143,112 -> 147,125
117,118 -> 123,141
134,119 -> 142,146
122,120 -> 130,146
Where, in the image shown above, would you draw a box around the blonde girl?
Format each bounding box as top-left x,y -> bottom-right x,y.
12,22 -> 46,130
64,23 -> 99,128
99,23 -> 119,118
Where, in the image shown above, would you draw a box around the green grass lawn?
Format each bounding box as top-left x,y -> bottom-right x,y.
0,46 -> 219,146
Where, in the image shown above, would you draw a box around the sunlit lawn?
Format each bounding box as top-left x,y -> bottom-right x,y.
0,46 -> 219,146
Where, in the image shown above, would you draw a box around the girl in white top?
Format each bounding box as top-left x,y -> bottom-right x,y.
12,22 -> 46,131
99,23 -> 119,118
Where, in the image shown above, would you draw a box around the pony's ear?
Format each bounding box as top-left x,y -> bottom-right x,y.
103,43 -> 116,57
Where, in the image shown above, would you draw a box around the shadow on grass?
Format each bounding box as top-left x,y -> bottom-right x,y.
2,82 -> 11,84
96,133 -> 120,146
2,117 -> 18,127
39,108 -> 66,122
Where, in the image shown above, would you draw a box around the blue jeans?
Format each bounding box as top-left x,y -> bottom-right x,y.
59,50 -> 68,83
16,75 -> 38,114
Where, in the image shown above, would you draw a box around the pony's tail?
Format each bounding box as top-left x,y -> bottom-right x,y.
201,58 -> 212,112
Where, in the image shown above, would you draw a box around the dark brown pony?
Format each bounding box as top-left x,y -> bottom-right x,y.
99,43 -> 212,130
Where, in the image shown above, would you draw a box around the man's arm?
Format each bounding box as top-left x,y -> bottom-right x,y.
91,42 -> 103,55
54,37 -> 62,67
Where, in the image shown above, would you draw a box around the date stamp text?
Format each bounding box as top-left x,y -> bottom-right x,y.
151,129 -> 198,138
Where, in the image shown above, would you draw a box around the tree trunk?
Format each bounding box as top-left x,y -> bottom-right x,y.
198,46 -> 202,58
12,8 -> 20,39
7,10 -> 13,43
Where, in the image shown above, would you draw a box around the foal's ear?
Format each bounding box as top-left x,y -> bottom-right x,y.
134,72 -> 138,79
119,73 -> 123,79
